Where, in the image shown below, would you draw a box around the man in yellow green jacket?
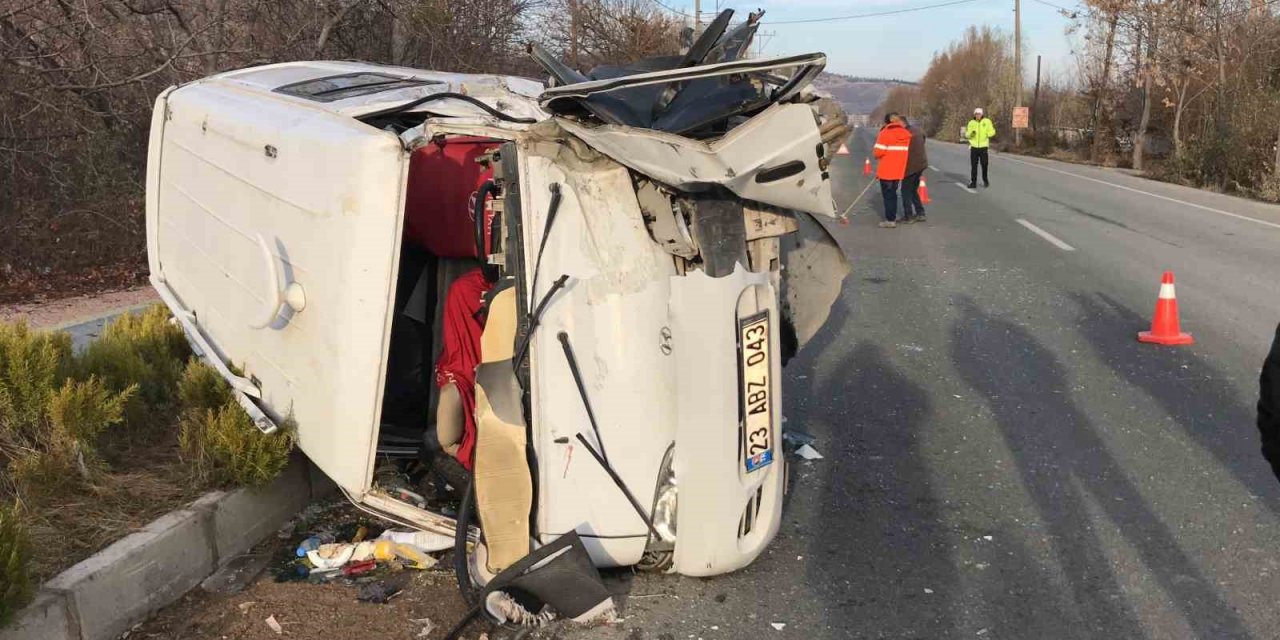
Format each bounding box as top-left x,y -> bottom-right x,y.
965,107 -> 996,188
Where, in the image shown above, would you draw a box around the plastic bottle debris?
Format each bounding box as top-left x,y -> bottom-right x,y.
393,543 -> 438,570
378,529 -> 455,552
411,618 -> 435,638
342,559 -> 377,576
265,615 -> 283,634
295,534 -> 335,557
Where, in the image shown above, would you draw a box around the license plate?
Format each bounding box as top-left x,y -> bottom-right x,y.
739,312 -> 773,473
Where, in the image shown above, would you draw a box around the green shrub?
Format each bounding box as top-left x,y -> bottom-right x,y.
9,377 -> 134,499
0,502 -> 32,626
0,321 -> 136,498
178,360 -> 293,488
177,358 -> 232,414
0,323 -> 72,444
73,304 -> 189,429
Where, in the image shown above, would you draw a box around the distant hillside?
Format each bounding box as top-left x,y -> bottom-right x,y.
812,72 -> 918,116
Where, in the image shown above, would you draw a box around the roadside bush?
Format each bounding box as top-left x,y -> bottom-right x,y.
0,502 -> 32,626
0,323 -> 72,444
178,361 -> 294,489
0,321 -> 136,499
74,305 -> 189,429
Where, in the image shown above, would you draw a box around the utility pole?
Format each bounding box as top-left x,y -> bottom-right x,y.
1032,55 -> 1041,134
569,0 -> 579,68
694,0 -> 701,32
1014,0 -> 1022,146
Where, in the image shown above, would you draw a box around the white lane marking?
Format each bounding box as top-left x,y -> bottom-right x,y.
955,182 -> 976,194
1017,218 -> 1076,251
1001,155 -> 1280,231
929,165 -> 940,171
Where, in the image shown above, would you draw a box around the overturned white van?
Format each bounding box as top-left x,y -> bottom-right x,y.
145,9 -> 849,613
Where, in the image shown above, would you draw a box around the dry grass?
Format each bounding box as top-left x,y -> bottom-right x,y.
20,435 -> 204,584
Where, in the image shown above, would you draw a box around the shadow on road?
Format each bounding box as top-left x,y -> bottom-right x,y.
1072,292 -> 1279,510
950,297 -> 1252,639
793,314 -> 963,638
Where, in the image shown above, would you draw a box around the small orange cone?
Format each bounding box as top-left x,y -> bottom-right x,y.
918,177 -> 931,205
863,158 -> 872,176
836,143 -> 851,156
1138,271 -> 1194,345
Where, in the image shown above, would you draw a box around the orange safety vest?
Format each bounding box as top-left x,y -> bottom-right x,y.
873,123 -> 912,180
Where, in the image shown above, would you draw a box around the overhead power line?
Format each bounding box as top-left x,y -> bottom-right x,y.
1028,0 -> 1080,16
647,0 -> 694,18
765,0 -> 987,25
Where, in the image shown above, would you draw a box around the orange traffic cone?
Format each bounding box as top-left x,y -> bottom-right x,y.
836,143 -> 851,156
1138,271 -> 1194,345
863,158 -> 872,176
918,177 -> 931,205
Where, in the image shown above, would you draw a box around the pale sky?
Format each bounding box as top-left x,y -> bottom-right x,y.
675,0 -> 1084,83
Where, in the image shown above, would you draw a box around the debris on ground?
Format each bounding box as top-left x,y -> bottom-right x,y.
795,444 -> 824,460
771,622 -> 787,630
265,615 -> 283,634
357,577 -> 408,604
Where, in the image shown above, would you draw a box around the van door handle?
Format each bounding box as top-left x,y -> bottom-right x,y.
250,233 -> 306,329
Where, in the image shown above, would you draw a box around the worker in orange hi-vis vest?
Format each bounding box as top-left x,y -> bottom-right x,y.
872,112 -> 912,228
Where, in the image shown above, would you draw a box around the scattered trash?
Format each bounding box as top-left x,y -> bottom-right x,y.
977,629 -> 990,636
982,535 -> 993,541
307,542 -> 357,569
771,622 -> 786,631
238,601 -> 256,613
265,615 -> 283,635
296,534 -> 335,557
782,430 -> 815,447
356,579 -> 405,604
411,617 -> 436,638
393,542 -> 438,570
379,529 -> 454,552
795,444 -> 824,460
924,588 -> 934,594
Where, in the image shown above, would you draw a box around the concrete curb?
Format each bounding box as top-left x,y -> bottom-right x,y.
1,453 -> 336,640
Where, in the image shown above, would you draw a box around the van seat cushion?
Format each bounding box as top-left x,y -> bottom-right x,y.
404,137 -> 501,258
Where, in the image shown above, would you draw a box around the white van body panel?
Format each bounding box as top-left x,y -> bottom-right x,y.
670,267 -> 783,576
518,148 -> 678,566
557,103 -> 835,217
147,77 -> 408,494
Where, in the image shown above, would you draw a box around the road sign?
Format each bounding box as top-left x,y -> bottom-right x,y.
1013,106 -> 1030,129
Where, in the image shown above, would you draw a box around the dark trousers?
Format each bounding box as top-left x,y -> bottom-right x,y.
970,147 -> 990,185
1260,323 -> 1280,483
901,171 -> 925,218
879,179 -> 900,222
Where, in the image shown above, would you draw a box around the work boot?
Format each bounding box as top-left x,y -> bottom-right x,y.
983,180 -> 990,188
917,215 -> 928,223
904,216 -> 918,224
878,221 -> 897,228
967,182 -> 977,189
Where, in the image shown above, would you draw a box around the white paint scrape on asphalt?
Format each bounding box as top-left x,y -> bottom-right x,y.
1017,219 -> 1077,251
1001,155 -> 1280,231
954,182 -> 977,194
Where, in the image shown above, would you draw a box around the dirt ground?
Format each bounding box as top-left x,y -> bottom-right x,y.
128,500 -> 650,640
132,570 -> 482,640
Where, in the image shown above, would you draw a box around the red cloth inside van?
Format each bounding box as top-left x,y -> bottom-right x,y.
435,268 -> 493,470
403,137 -> 501,258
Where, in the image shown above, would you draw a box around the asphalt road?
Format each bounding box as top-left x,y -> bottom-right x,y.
565,130 -> 1280,639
